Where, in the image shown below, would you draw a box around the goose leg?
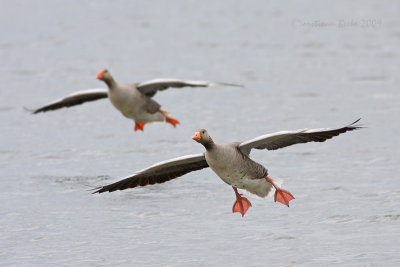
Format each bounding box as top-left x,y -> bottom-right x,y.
265,176 -> 294,207
159,110 -> 180,127
232,186 -> 252,217
134,121 -> 145,131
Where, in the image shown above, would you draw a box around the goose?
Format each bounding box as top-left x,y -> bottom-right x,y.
93,119 -> 362,216
32,69 -> 242,131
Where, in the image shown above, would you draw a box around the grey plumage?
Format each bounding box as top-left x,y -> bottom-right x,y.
92,154 -> 209,193
32,71 -> 242,115
239,119 -> 362,155
32,89 -> 108,114
137,78 -> 243,97
93,120 -> 362,198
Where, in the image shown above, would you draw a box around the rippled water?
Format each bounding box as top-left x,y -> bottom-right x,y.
1,0 -> 399,266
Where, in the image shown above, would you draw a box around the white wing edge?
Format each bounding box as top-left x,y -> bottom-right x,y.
122,153 -> 206,178
239,127 -> 340,148
239,129 -> 305,148
40,88 -> 108,105
137,78 -> 211,87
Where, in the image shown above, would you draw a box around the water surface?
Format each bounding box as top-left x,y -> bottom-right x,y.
0,0 -> 399,266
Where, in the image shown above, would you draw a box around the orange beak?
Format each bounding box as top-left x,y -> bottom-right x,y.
96,70 -> 103,79
192,131 -> 201,142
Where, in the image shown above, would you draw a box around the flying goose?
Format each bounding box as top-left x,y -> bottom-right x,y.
33,69 -> 242,131
93,119 -> 362,216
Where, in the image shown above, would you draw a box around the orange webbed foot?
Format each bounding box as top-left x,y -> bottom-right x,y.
232,196 -> 252,217
134,122 -> 145,131
265,176 -> 295,207
274,189 -> 295,207
165,116 -> 180,127
232,186 -> 252,217
159,110 -> 180,127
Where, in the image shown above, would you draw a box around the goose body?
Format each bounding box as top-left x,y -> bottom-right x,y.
205,143 -> 275,198
93,119 -> 362,216
33,69 -> 242,131
106,82 -> 164,123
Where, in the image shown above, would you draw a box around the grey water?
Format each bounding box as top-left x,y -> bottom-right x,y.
1,0 -> 399,266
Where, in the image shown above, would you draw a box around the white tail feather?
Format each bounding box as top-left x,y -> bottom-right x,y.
242,176 -> 283,199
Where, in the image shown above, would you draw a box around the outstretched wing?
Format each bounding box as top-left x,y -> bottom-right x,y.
92,153 -> 208,193
239,119 -> 363,155
32,89 -> 108,114
136,78 -> 243,97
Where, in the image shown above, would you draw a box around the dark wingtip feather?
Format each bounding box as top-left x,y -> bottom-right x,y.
216,82 -> 245,88
347,118 -> 364,130
30,106 -> 48,114
23,106 -> 38,114
90,187 -> 103,194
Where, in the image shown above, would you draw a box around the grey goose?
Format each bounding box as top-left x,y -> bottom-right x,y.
33,69 -> 242,131
93,119 -> 362,216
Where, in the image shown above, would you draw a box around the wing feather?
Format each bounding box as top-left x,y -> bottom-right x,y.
33,89 -> 108,114
137,78 -> 243,97
239,119 -> 363,154
92,153 -> 208,193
